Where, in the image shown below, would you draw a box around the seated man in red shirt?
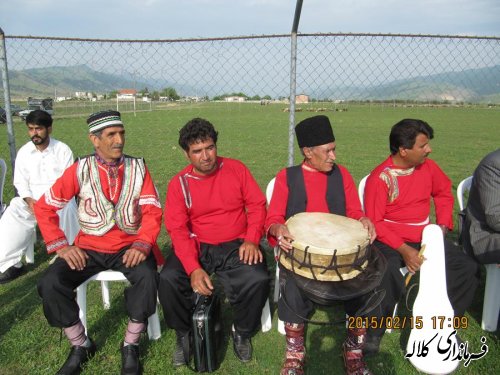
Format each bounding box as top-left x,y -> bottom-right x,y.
35,110 -> 163,375
159,118 -> 269,367
266,115 -> 382,375
363,118 -> 479,352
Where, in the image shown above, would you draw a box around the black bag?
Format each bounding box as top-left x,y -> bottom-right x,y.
192,294 -> 222,372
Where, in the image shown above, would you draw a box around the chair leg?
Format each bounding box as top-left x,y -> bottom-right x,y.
147,305 -> 162,340
481,264 -> 500,332
101,281 -> 111,309
278,319 -> 285,335
385,303 -> 399,334
76,283 -> 89,336
261,299 -> 272,332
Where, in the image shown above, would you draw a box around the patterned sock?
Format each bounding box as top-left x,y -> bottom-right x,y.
284,322 -> 305,362
343,327 -> 372,375
124,320 -> 145,345
64,321 -> 88,347
344,327 -> 367,351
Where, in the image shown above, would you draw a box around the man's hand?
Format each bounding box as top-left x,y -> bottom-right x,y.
239,241 -> 263,265
398,244 -> 425,274
23,197 -> 37,214
190,268 -> 214,296
122,248 -> 147,268
57,246 -> 89,271
270,223 -> 295,253
359,217 -> 377,244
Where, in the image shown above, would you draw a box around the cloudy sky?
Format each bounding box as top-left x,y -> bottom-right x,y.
1,0 -> 499,39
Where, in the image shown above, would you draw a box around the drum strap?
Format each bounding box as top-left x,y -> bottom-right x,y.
285,165 -> 346,219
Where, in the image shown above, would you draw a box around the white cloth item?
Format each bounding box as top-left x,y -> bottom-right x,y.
0,197 -> 36,272
0,196 -> 80,273
14,138 -> 74,200
0,138 -> 80,272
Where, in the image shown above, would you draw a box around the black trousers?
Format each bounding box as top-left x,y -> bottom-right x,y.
37,248 -> 159,328
158,240 -> 270,338
368,240 -> 479,338
277,271 -> 385,324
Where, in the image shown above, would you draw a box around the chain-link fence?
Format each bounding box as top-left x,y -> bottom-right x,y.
2,33 -> 499,110
1,32 -> 499,168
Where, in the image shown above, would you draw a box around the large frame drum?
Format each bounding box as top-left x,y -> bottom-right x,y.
279,212 -> 386,304
279,212 -> 370,282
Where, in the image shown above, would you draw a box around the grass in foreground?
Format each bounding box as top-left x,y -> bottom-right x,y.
0,103 -> 499,374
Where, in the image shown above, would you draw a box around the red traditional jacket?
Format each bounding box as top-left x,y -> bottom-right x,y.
34,154 -> 164,264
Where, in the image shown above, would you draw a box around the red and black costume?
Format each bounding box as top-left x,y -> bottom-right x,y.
158,157 -> 269,337
265,163 -> 384,323
364,156 -> 478,336
35,154 -> 163,328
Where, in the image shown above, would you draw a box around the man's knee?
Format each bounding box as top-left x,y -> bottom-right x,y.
37,270 -> 60,298
159,264 -> 184,291
131,261 -> 158,287
246,264 -> 270,289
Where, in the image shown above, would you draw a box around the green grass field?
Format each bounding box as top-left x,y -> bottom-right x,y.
0,102 -> 499,374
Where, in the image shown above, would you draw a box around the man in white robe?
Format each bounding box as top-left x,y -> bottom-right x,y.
0,110 -> 79,283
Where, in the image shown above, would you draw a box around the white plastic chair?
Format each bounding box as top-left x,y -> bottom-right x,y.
358,174 -> 408,333
76,270 -> 162,340
0,159 -> 6,217
457,175 -> 500,332
358,175 -> 368,211
457,176 -> 473,211
266,177 -> 285,334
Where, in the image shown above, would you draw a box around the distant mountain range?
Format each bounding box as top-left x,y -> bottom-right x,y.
8,65 -> 162,98
322,65 -> 500,103
7,64 -> 500,103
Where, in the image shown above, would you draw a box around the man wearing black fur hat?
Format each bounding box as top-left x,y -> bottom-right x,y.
265,115 -> 383,375
34,110 -> 163,375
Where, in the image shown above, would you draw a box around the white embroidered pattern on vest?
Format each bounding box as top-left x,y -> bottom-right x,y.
77,156 -> 145,235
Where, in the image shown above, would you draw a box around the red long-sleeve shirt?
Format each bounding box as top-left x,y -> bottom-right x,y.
34,157 -> 163,260
165,157 -> 266,275
364,156 -> 453,250
265,163 -> 365,246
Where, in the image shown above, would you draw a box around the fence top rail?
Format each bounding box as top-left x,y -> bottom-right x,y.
3,32 -> 499,43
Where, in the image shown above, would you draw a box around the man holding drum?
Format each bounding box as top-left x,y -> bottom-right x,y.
159,118 -> 269,367
363,118 -> 479,352
266,115 -> 383,375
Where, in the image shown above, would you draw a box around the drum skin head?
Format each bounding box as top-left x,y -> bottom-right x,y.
280,212 -> 371,281
286,212 -> 370,255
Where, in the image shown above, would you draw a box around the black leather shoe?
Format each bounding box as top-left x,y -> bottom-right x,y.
56,340 -> 96,375
0,265 -> 24,284
121,344 -> 141,375
231,329 -> 252,362
173,331 -> 191,367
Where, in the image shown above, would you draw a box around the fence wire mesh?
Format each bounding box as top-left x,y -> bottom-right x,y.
1,33 -> 499,121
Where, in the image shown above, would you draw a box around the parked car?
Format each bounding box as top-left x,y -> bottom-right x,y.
0,107 -> 6,124
18,109 -> 32,120
19,97 -> 54,120
10,104 -> 23,116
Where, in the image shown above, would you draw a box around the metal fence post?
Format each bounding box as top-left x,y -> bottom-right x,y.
288,0 -> 303,167
0,27 -> 17,176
